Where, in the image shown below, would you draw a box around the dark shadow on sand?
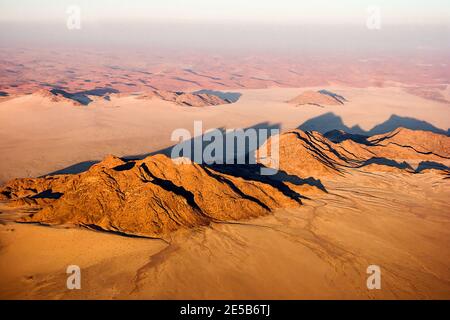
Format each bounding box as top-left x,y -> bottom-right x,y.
416,161 -> 450,173
356,157 -> 414,170
193,89 -> 242,103
43,121 -> 326,201
44,122 -> 280,176
31,189 -> 63,200
50,87 -> 119,106
298,112 -> 449,136
46,160 -> 100,176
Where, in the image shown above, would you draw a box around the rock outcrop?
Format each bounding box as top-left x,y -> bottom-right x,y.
257,127 -> 450,177
138,90 -> 231,107
288,90 -> 346,107
1,127 -> 449,237
33,88 -> 119,106
33,89 -> 81,105
30,88 -> 233,107
1,154 -> 303,237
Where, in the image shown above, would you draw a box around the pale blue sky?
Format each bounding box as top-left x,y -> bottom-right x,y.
1,0 -> 449,24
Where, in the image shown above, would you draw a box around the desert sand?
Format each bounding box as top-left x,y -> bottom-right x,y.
0,86 -> 449,299
1,169 -> 449,299
2,0 -> 450,302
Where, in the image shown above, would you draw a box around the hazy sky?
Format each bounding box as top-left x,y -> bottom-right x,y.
0,1 -> 449,54
1,0 -> 449,25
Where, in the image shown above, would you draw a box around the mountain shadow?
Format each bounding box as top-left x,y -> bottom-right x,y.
298,112 -> 449,136
43,121 -> 325,201
317,89 -> 347,104
357,157 -> 414,170
324,129 -> 370,145
368,114 -> 448,135
124,121 -> 281,165
45,160 -> 100,176
45,122 -> 281,176
50,87 -> 119,106
193,89 -> 242,103
208,163 -> 326,196
298,112 -> 366,135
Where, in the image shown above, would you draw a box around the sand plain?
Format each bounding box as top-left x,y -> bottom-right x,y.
1,169 -> 449,299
